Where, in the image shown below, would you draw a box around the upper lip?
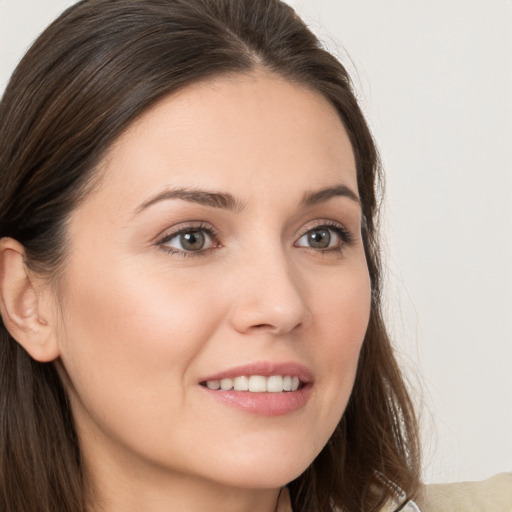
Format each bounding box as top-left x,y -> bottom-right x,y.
199,361 -> 314,384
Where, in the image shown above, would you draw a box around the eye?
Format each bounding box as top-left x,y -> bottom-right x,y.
295,223 -> 352,251
158,224 -> 218,256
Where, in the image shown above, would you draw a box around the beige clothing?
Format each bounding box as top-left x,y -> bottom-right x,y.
379,473 -> 512,512
416,473 -> 512,512
277,473 -> 512,512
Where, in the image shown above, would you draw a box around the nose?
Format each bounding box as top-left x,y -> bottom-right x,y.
228,248 -> 313,336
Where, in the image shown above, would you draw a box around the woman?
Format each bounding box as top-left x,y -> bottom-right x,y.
0,1 -> 421,511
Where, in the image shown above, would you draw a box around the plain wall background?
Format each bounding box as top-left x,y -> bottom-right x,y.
1,0 -> 511,484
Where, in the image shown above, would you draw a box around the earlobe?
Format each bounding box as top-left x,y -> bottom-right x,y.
0,237 -> 60,362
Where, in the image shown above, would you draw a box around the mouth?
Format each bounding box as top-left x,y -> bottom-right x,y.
198,362 -> 313,416
200,375 -> 304,393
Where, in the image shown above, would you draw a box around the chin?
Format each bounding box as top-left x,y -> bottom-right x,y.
201,439 -> 320,490
212,461 -> 308,490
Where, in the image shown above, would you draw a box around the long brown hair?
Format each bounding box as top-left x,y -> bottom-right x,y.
0,1 -> 420,510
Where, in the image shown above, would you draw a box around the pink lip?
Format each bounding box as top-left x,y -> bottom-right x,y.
199,361 -> 313,384
199,361 -> 314,417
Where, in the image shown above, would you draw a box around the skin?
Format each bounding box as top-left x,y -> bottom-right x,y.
23,72 -> 371,511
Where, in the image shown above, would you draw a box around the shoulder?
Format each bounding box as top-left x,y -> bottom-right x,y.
415,473 -> 512,512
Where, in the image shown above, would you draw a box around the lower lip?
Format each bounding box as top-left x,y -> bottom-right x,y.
200,384 -> 312,416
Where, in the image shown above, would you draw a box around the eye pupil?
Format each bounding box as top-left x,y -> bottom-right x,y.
180,230 -> 205,251
308,229 -> 331,249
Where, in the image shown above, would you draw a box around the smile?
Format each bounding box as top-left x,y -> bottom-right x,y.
198,362 -> 313,415
202,375 -> 302,393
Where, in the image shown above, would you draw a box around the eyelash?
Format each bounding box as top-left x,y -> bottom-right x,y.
157,220 -> 353,258
296,221 -> 354,253
158,222 -> 220,258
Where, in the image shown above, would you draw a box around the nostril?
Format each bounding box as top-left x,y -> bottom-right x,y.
250,321 -> 303,334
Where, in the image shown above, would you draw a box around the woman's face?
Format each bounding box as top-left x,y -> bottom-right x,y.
53,72 -> 371,492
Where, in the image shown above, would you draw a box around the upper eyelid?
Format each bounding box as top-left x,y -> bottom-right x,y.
156,219 -> 348,237
155,218 -> 354,250
156,224 -> 219,257
156,222 -> 218,241
299,219 -> 344,230
296,219 -> 351,236
295,220 -> 355,251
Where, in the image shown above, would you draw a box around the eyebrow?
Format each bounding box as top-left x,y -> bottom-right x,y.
300,184 -> 360,207
134,183 -> 360,215
135,187 -> 244,214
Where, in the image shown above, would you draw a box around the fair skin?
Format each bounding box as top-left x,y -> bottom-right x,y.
0,72 -> 371,512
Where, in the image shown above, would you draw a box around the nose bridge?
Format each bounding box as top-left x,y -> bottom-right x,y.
229,242 -> 312,335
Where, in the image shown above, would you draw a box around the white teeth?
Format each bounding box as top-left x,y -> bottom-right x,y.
267,375 -> 283,393
204,375 -> 303,393
249,375 -> 267,392
206,380 -> 220,390
233,376 -> 249,391
220,378 -> 233,390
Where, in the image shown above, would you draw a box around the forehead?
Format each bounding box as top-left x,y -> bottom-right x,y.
88,71 -> 357,213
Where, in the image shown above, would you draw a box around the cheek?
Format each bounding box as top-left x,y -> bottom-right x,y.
308,262 -> 371,429
56,260 -> 221,421
313,260 -> 371,353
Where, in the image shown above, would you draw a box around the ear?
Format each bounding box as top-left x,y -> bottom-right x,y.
0,237 -> 60,362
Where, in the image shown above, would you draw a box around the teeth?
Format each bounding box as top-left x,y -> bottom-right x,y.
233,376 -> 249,391
206,380 -> 220,390
267,375 -> 283,393
204,375 -> 302,392
220,378 -> 232,391
248,375 -> 267,392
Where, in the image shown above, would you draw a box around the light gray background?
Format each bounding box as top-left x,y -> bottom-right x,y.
1,0 -> 511,484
